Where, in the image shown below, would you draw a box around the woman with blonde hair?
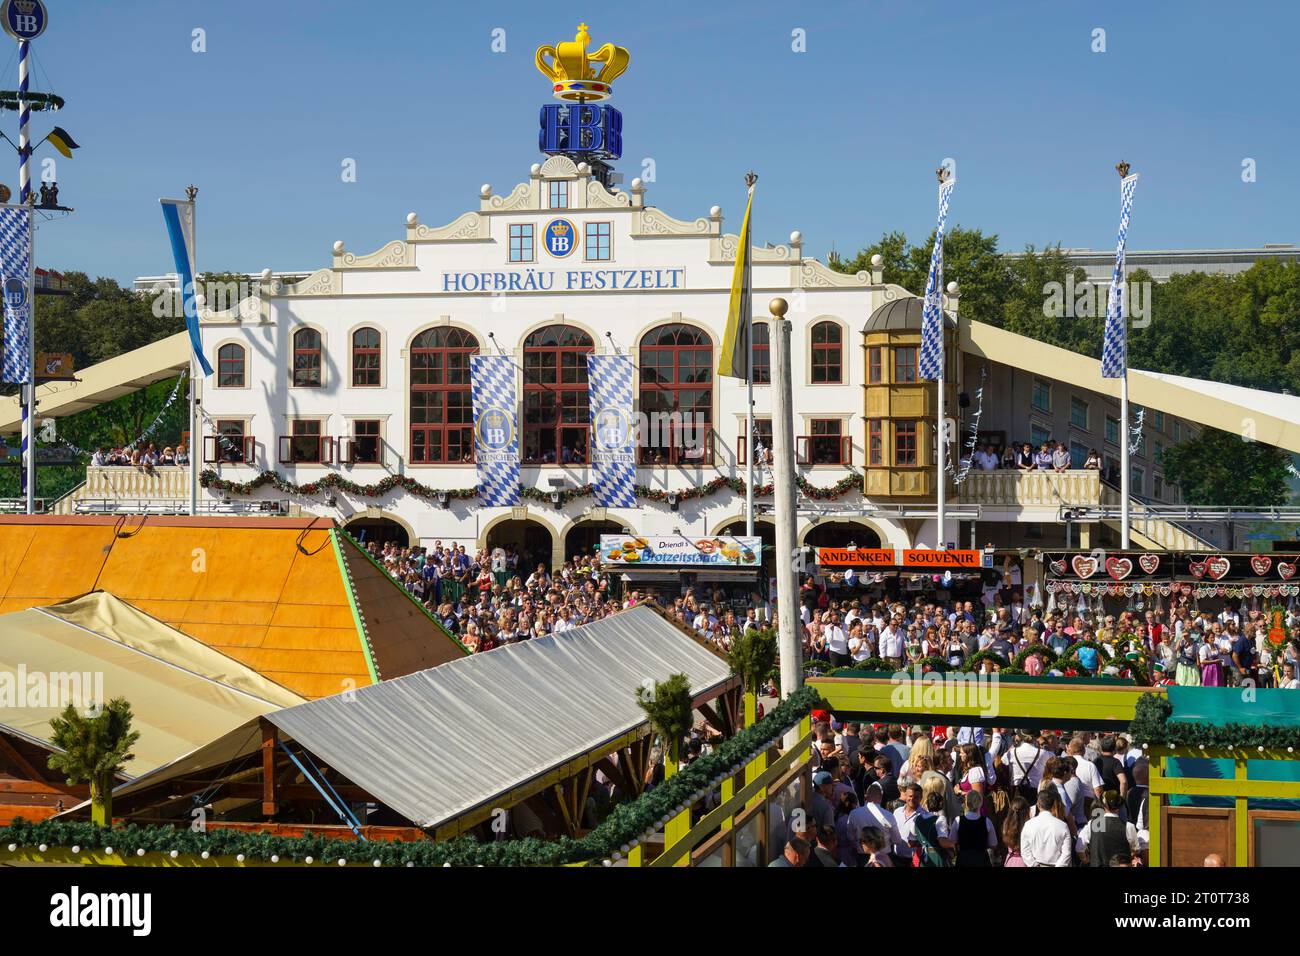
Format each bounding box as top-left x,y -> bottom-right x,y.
898,736 -> 935,788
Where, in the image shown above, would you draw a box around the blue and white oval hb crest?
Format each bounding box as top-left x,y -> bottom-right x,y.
475,405 -> 514,451
593,407 -> 631,452
3,277 -> 26,309
1,0 -> 48,41
543,218 -> 576,258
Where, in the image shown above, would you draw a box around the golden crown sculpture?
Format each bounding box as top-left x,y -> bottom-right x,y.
535,23 -> 630,102
549,220 -> 571,236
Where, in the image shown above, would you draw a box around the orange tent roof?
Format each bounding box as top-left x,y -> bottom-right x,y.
0,516 -> 463,699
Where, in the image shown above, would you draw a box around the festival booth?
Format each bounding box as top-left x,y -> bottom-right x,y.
1133,689 -> 1300,867
600,533 -> 766,606
813,546 -> 999,605
1040,549 -> 1300,621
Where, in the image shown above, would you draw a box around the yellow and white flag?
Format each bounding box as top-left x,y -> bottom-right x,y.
717,186 -> 754,380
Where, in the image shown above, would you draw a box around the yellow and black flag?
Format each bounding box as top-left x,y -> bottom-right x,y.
717,177 -> 755,380
46,127 -> 79,159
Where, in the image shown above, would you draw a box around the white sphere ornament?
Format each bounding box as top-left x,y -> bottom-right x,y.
709,205 -> 721,218
870,253 -> 884,268
136,848 -> 146,857
169,849 -> 179,859
946,280 -> 959,294
236,854 -> 245,862
620,844 -> 630,854
338,859 -> 347,867
71,845 -> 81,854
304,855 -> 314,865
443,861 -> 451,868
407,861 -> 415,867
6,843 -> 15,852
270,854 -> 280,863
577,162 -> 590,175
632,178 -> 644,190
38,843 -> 48,853
790,230 -> 802,245
373,859 -> 382,867
480,184 -> 492,199
332,241 -> 345,255
201,851 -> 210,860
104,846 -> 114,856
611,851 -> 621,861
530,163 -> 541,175
260,267 -> 272,281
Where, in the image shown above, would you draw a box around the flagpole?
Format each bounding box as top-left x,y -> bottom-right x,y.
920,166 -> 954,550
1103,162 -> 1138,550
188,186 -> 199,516
24,202 -> 34,513
936,319 -> 946,550
744,174 -> 756,538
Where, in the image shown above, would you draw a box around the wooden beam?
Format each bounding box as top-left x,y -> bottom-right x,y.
0,734 -> 48,783
552,779 -> 578,836
260,719 -> 277,817
697,703 -> 728,737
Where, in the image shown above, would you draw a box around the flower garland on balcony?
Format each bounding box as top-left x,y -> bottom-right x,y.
199,469 -> 862,505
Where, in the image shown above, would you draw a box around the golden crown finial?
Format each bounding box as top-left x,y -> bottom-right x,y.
535,23 -> 630,102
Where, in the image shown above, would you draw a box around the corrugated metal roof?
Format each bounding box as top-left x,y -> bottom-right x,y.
264,605 -> 732,829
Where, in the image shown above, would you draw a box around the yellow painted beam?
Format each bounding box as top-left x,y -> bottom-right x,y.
1234,758 -> 1250,868
1149,776 -> 1300,800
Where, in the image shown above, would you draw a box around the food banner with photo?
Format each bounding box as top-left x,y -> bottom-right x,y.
600,534 -> 762,567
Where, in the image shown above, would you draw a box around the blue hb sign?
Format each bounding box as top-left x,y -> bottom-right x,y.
3,277 -> 25,309
539,104 -> 622,161
1,0 -> 47,41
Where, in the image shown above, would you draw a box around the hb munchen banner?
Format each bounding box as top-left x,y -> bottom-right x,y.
0,203 -> 32,383
587,354 -> 636,507
470,355 -> 520,506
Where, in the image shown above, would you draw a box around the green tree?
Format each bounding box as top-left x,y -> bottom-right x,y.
635,673 -> 694,770
1161,429 -> 1292,506
47,697 -> 140,827
726,627 -> 777,699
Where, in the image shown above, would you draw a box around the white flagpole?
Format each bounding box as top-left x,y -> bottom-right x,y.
1120,373 -> 1130,549
187,187 -> 199,516
24,202 -> 34,514
936,324 -> 946,550
743,175 -> 755,539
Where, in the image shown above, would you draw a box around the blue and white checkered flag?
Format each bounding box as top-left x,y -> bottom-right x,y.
1102,174 -> 1139,379
471,355 -> 520,506
588,355 -> 637,508
919,176 -> 955,381
0,204 -> 32,384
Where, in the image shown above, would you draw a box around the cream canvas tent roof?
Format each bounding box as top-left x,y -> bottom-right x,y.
0,591 -> 303,776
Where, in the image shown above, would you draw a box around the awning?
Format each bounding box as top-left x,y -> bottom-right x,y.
107,605 -> 735,829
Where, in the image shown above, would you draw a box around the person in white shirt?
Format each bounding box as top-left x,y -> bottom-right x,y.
1076,791 -> 1140,864
975,444 -> 999,471
1281,662 -> 1300,690
892,783 -> 925,859
879,620 -> 904,664
1006,731 -> 1050,793
1020,790 -> 1073,866
823,615 -> 849,666
1067,737 -> 1104,800
848,783 -> 901,856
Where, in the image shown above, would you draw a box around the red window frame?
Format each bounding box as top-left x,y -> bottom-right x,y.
204,420 -> 253,464
346,419 -> 382,464
522,325 -> 594,464
279,420 -> 333,465
292,328 -> 322,387
895,419 -> 918,466
868,419 -> 884,466
638,323 -> 713,465
751,321 -> 770,384
217,343 -> 245,388
410,327 -> 478,464
810,322 -> 842,383
737,419 -> 773,466
893,346 -> 918,384
352,327 -> 381,387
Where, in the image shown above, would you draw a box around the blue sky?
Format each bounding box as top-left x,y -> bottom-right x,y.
18,0 -> 1300,283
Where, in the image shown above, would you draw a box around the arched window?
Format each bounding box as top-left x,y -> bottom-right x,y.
351,327 -> 381,387
638,323 -> 713,464
217,343 -> 245,388
292,328 -> 322,387
751,321 -> 770,384
810,321 -> 842,383
522,325 -> 594,464
410,327 -> 479,463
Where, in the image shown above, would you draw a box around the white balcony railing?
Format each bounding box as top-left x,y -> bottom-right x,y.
81,465 -> 190,499
956,469 -> 1101,507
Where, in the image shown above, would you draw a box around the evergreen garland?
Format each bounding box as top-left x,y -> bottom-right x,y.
199,469 -> 862,506
963,650 -> 1010,674
1127,692 -> 1300,752
0,686 -> 824,868
1057,640 -> 1151,686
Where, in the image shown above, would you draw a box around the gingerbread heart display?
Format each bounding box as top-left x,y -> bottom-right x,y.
1072,555 -> 1099,579
1206,556 -> 1231,581
1138,554 -> 1160,575
1251,555 -> 1272,576
1050,558 -> 1067,576
1106,556 -> 1133,581
1279,561 -> 1297,581
1188,560 -> 1207,579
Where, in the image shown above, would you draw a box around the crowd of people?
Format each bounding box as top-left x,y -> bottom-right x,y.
970,439 -> 1102,473
773,721 -> 1150,867
800,572 -> 1300,689
90,442 -> 189,468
